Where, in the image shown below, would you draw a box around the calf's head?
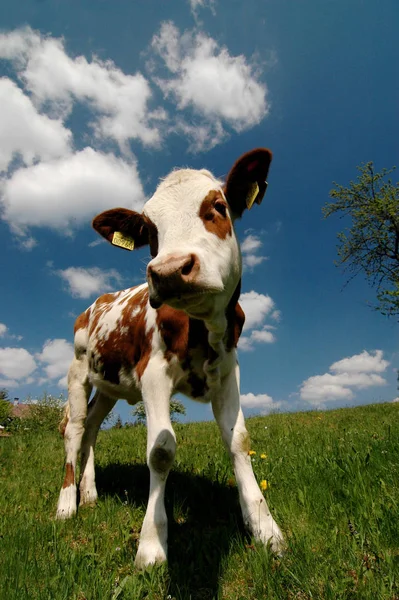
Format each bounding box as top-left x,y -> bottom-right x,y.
92,149 -> 272,318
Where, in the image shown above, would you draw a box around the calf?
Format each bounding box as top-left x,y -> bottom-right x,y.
56,148 -> 284,568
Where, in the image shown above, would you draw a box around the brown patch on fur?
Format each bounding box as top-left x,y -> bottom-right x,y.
156,306 -> 190,362
93,287 -> 153,383
199,190 -> 232,239
156,306 -> 213,360
62,462 -> 75,488
74,310 -> 90,335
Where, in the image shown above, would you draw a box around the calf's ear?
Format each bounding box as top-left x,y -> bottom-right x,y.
92,208 -> 149,251
224,148 -> 272,218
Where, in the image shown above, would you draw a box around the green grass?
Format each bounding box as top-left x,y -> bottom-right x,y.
0,402 -> 398,599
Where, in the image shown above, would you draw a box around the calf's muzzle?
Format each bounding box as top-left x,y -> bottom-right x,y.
147,253 -> 200,308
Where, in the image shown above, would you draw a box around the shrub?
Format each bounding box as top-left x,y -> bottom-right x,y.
0,399 -> 12,427
23,393 -> 66,432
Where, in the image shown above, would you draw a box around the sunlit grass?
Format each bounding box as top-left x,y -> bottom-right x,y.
0,402 -> 398,599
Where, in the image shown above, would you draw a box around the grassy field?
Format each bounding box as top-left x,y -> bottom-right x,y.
0,402 -> 398,599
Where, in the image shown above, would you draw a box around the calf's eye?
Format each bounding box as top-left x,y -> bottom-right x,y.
214,201 -> 227,217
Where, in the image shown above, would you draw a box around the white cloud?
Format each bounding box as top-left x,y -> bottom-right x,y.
250,327 -> 276,344
271,310 -> 281,322
1,147 -> 145,237
0,347 -> 37,379
0,77 -> 72,173
0,378 -> 19,389
150,22 -> 269,150
0,27 -> 162,242
19,236 -> 37,251
300,350 -> 389,407
239,291 -> 275,331
330,350 -> 389,374
243,254 -> 268,270
241,234 -> 263,254
0,27 -> 164,149
0,338 -> 74,390
57,266 -> 122,299
241,233 -> 268,272
88,238 -> 105,248
239,327 -> 275,352
173,118 -> 227,153
240,392 -> 282,414
0,24 -> 267,161
188,0 -> 216,16
238,291 -> 278,352
36,338 -> 74,387
0,324 -> 23,341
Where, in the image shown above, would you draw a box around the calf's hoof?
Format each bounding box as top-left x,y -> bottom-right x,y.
56,484 -> 77,519
79,487 -> 98,507
134,544 -> 167,570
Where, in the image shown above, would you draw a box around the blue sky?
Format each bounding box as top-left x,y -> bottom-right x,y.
0,0 -> 398,423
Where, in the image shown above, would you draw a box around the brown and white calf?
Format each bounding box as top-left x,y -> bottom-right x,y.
56,148 -> 284,567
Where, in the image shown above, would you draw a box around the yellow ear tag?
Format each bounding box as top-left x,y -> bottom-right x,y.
112,231 -> 135,251
246,182 -> 259,209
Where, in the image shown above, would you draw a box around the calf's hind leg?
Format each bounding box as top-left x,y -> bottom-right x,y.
56,354 -> 92,519
79,391 -> 117,506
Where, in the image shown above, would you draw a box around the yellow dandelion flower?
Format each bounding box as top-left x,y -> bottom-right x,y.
260,453 -> 267,459
260,480 -> 268,491
248,450 -> 256,456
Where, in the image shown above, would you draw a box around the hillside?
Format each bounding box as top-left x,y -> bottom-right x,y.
0,402 -> 398,599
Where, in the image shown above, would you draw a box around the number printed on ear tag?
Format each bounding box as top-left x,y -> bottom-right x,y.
246,182 -> 260,209
112,231 -> 135,251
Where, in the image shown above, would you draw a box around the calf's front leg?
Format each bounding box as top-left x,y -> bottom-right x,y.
212,363 -> 284,553
134,356 -> 176,569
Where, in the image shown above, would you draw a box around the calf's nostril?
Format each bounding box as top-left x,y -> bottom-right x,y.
181,255 -> 195,277
148,267 -> 160,285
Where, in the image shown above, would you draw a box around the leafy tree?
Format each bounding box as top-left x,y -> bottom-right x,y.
132,399 -> 186,425
0,399 -> 12,426
132,402 -> 146,425
0,388 -> 9,401
101,409 -> 116,429
169,399 -> 186,422
323,162 -> 399,317
114,415 -> 123,429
